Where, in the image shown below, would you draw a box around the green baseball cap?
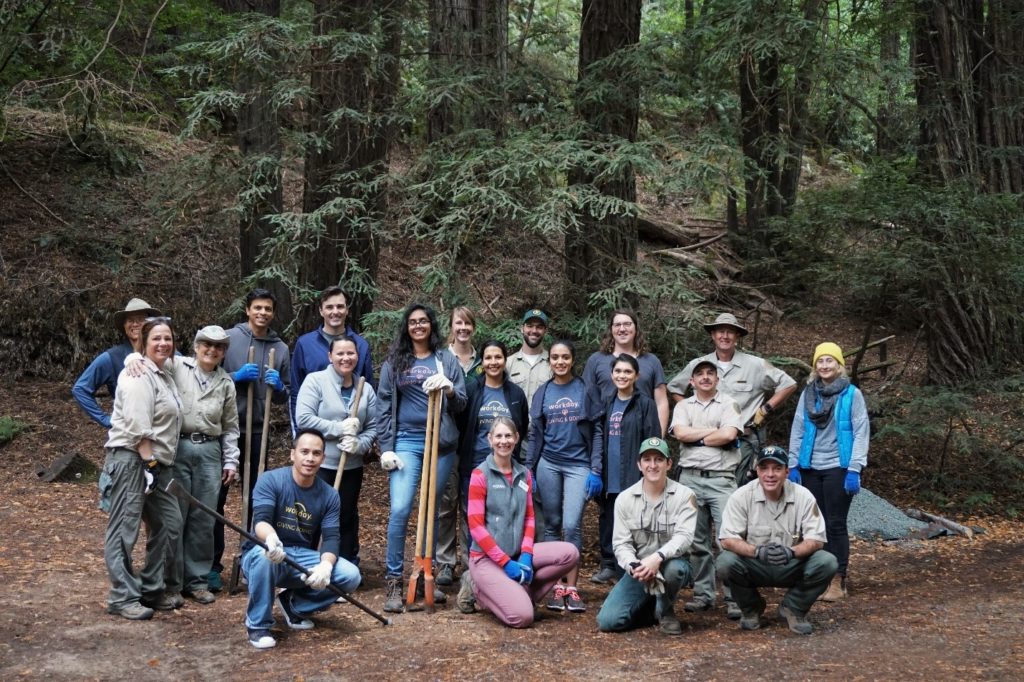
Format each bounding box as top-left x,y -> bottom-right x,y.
637,437 -> 671,461
522,308 -> 550,325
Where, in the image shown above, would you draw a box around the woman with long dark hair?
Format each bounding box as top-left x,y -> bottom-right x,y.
376,303 -> 467,612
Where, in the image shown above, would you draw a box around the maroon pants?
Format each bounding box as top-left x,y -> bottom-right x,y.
469,541 -> 579,628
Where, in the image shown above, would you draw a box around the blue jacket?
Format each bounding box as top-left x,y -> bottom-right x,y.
289,326 -> 374,428
457,377 -> 529,478
790,383 -> 869,472
526,377 -> 604,474
72,342 -> 134,428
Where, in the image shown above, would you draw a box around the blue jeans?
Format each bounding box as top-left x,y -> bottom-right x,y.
535,458 -> 589,550
597,558 -> 692,632
385,432 -> 456,578
241,545 -> 360,630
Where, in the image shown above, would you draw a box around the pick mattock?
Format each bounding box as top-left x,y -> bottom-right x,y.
406,388 -> 443,612
228,345 -> 256,594
333,376 -> 366,491
164,478 -> 392,626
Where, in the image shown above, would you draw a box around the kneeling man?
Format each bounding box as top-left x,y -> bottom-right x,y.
243,429 -> 361,649
597,438 -> 697,635
716,445 -> 837,635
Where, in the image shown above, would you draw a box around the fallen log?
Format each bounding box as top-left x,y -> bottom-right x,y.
903,508 -> 975,538
638,215 -> 720,247
35,452 -> 99,483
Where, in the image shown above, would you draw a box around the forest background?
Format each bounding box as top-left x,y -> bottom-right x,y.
1,0 -> 1023,516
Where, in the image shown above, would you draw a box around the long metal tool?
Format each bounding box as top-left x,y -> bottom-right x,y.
333,376 -> 366,491
165,478 -> 392,626
228,345 -> 257,594
406,389 -> 442,612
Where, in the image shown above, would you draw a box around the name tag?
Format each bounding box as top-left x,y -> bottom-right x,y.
518,479 -> 529,492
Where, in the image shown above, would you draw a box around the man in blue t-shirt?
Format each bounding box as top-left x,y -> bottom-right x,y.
241,429 -> 361,649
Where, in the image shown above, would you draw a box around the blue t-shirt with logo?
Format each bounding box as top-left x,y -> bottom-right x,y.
540,378 -> 589,467
604,397 -> 629,493
474,385 -> 511,460
397,356 -> 437,434
246,467 -> 341,556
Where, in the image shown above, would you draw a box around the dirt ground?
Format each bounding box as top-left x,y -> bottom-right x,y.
1,380 -> 1022,681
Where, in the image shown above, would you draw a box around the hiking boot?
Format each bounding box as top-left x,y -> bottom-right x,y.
277,591 -> 314,630
384,577 -> 404,613
740,597 -> 766,631
820,574 -> 847,602
564,586 -> 586,612
207,570 -> 223,593
778,604 -> 814,635
546,584 -> 567,611
436,563 -> 455,587
247,628 -> 276,649
184,588 -> 216,605
726,600 -> 742,620
683,598 -> 712,613
457,572 -> 477,614
415,575 -> 448,604
141,592 -> 182,611
108,601 -> 154,621
658,611 -> 683,635
589,566 -> 619,585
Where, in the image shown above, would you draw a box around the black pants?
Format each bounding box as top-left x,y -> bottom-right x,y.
316,465 -> 364,565
212,429 -> 263,572
597,492 -> 623,573
800,467 -> 852,576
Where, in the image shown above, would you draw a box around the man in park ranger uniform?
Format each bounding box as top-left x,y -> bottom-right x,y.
670,359 -> 745,619
717,445 -> 837,635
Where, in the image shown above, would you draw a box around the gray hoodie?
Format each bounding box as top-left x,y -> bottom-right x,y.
223,322 -> 290,429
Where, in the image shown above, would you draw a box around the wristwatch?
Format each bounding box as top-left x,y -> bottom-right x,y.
656,551 -> 666,562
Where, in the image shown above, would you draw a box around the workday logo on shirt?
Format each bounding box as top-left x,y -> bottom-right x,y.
608,409 -> 624,437
398,364 -> 434,388
547,396 -> 581,424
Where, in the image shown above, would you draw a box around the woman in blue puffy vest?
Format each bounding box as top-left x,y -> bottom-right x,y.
787,342 -> 869,602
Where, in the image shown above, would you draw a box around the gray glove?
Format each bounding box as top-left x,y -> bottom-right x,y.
765,543 -> 795,565
754,545 -> 771,564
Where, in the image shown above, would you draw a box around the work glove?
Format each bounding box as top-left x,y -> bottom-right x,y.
754,545 -> 772,564
264,534 -> 286,564
844,470 -> 861,496
142,469 -> 156,494
765,543 -> 795,566
421,373 -> 454,393
340,435 -> 359,454
752,406 -> 769,427
232,363 -> 260,383
340,417 -> 361,436
264,368 -> 285,391
304,560 -> 333,590
518,553 -> 534,583
788,468 -> 802,484
502,560 -> 526,584
380,451 -> 404,471
585,472 -> 603,499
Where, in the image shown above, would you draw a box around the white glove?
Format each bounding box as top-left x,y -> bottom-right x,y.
264,534 -> 286,564
421,374 -> 453,393
304,559 -> 333,590
340,435 -> 359,454
340,417 -> 361,436
380,451 -> 404,471
142,469 -> 156,494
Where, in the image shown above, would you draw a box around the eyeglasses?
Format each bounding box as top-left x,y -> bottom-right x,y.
145,316 -> 173,324
612,321 -> 635,329
408,318 -> 431,327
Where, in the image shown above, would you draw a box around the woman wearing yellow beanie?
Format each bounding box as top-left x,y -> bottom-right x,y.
787,342 -> 869,602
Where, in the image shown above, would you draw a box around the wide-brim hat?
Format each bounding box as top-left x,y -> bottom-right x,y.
194,325 -> 230,347
113,298 -> 161,332
703,312 -> 748,337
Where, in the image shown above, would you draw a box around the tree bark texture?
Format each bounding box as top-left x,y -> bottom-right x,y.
302,0 -> 396,330
876,0 -> 902,155
566,0 -> 641,310
427,0 -> 508,140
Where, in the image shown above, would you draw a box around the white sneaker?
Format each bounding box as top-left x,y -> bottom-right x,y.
247,628 -> 276,649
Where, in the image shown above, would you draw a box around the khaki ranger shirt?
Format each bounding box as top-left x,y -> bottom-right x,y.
667,350 -> 796,430
718,479 -> 827,548
105,358 -> 182,466
612,478 -> 698,570
172,357 -> 241,471
670,392 -> 745,470
506,348 -> 552,409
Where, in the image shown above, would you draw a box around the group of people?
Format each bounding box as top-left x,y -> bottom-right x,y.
75,289 -> 869,647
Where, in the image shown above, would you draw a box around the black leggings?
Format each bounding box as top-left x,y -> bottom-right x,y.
316,465 -> 364,565
800,467 -> 852,576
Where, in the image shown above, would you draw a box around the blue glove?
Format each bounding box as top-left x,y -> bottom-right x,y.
518,553 -> 534,583
788,468 -> 801,484
232,363 -> 259,383
844,470 -> 861,495
503,560 -> 525,584
264,368 -> 285,391
585,472 -> 603,499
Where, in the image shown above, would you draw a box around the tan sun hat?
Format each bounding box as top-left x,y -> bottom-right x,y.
113,298 -> 161,332
702,312 -> 748,337
194,325 -> 230,347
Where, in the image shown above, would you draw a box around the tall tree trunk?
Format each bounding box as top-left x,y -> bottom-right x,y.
219,0 -> 292,329
566,0 -> 642,311
301,0 -> 391,331
876,0 -> 901,155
